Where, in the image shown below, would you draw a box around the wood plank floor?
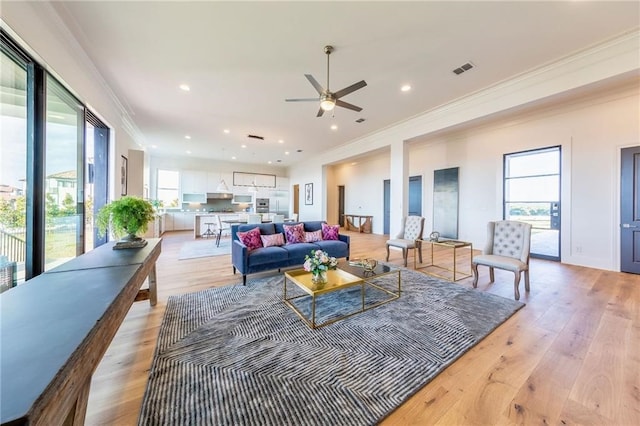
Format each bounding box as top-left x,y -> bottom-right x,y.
85,231 -> 640,425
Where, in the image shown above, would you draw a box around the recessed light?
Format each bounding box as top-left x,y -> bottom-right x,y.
241,144 -> 247,148
285,151 -> 290,155
297,149 -> 303,153
223,129 -> 230,134
268,161 -> 272,164
401,84 -> 411,92
186,150 -> 192,154
185,135 -> 191,139
179,84 -> 190,91
351,162 -> 358,166
232,156 -> 236,160
151,145 -> 157,148
331,124 -> 338,130
278,139 -> 284,144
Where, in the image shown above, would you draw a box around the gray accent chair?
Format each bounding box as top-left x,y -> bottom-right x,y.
472,220 -> 532,300
386,216 -> 425,267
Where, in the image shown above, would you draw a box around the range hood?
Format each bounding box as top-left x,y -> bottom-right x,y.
206,192 -> 233,200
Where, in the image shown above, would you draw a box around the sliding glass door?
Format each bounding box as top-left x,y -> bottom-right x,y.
44,76 -> 84,270
0,47 -> 28,282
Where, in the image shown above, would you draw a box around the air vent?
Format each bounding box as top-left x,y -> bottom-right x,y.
453,62 -> 474,75
247,134 -> 264,140
355,118 -> 366,123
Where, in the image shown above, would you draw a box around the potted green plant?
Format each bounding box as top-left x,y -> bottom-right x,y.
96,196 -> 156,249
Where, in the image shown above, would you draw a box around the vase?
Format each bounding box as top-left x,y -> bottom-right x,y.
312,270 -> 328,284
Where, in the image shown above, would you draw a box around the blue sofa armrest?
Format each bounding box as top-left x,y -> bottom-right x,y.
339,233 -> 350,246
232,240 -> 248,275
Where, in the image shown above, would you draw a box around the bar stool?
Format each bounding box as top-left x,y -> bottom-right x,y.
202,222 -> 215,238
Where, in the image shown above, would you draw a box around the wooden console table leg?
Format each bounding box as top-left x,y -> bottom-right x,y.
148,264 -> 158,306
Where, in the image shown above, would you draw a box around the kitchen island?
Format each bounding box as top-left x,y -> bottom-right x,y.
193,213 -> 243,238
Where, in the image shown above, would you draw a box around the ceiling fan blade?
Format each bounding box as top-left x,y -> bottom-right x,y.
316,108 -> 325,117
335,99 -> 363,112
305,74 -> 325,95
285,98 -> 319,102
333,80 -> 367,99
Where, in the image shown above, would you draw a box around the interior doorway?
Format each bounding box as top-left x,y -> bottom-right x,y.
293,184 -> 299,218
383,176 -> 422,235
621,145 -> 640,274
338,185 -> 345,227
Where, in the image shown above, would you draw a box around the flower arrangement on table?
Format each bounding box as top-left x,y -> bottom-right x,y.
303,250 -> 338,283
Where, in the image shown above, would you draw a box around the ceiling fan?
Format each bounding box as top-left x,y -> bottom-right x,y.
285,45 -> 367,117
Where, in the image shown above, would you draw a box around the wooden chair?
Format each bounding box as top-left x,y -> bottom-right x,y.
472,220 -> 532,300
386,216 -> 425,267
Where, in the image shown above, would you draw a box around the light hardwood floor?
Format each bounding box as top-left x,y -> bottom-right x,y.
86,230 -> 639,425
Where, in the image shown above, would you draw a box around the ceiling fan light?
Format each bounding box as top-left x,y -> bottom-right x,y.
320,99 -> 335,111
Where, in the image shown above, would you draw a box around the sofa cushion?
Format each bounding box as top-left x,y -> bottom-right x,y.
305,230 -> 323,242
315,240 -> 349,258
237,227 -> 263,251
284,242 -> 322,259
248,246 -> 289,266
302,221 -> 325,232
322,223 -> 340,240
261,232 -> 285,247
235,223 -> 275,236
284,223 -> 306,244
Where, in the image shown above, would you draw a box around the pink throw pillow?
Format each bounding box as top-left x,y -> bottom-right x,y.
261,233 -> 285,248
284,223 -> 306,244
322,223 -> 340,241
305,230 -> 323,242
236,227 -> 263,251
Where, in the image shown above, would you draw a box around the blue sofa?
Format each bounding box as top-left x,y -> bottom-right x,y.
231,221 -> 350,285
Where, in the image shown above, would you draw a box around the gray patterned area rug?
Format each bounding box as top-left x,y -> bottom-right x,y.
138,269 -> 524,426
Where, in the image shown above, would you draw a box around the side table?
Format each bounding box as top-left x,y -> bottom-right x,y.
414,239 -> 473,281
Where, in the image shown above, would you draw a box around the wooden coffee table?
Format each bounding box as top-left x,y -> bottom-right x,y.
283,264 -> 400,329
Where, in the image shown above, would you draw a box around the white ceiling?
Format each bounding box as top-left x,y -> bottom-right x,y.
51,1 -> 639,167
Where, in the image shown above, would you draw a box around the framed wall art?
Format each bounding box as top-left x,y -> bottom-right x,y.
304,183 -> 313,205
120,155 -> 128,196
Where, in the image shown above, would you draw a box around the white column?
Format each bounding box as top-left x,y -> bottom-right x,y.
389,139 -> 409,237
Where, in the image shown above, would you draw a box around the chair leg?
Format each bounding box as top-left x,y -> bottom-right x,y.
513,271 -> 522,300
386,244 -> 390,262
402,248 -> 407,267
216,230 -> 222,247
418,244 -> 423,264
489,267 -> 495,283
524,269 -> 530,292
472,263 -> 479,288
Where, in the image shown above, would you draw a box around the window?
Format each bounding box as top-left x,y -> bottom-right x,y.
504,146 -> 561,260
157,170 -> 180,208
0,46 -> 28,282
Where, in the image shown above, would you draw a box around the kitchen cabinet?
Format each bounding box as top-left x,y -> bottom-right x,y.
170,212 -> 196,231
182,170 -> 207,193
163,213 -> 174,232
232,171 -> 275,188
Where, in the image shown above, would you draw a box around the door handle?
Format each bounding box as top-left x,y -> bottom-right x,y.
621,224 -> 638,228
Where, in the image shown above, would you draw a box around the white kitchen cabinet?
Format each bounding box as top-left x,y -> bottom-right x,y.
163,213 -> 174,231
181,170 -> 207,193
170,212 -> 196,231
276,176 -> 289,190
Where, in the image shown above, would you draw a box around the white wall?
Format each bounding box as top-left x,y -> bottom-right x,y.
315,83 -> 639,272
